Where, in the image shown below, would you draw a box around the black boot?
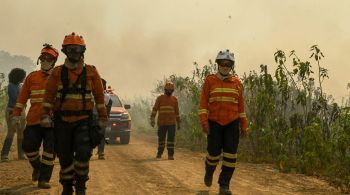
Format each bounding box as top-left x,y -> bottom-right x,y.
204,163 -> 215,187
157,145 -> 164,160
75,185 -> 86,195
30,157 -> 41,182
61,181 -> 74,195
38,181 -> 51,189
1,138 -> 13,161
219,185 -> 232,195
62,185 -> 74,195
98,153 -> 105,160
204,171 -> 213,187
75,176 -> 88,195
32,168 -> 40,182
168,155 -> 174,160
76,190 -> 86,195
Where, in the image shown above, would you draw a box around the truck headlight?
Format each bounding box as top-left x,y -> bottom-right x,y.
121,113 -> 129,120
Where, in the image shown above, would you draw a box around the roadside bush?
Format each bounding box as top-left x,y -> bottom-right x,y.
129,46 -> 350,192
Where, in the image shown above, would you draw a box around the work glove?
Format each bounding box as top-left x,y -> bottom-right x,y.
11,116 -> 22,132
40,115 -> 53,128
150,118 -> 155,127
201,123 -> 209,135
98,120 -> 108,129
241,127 -> 248,137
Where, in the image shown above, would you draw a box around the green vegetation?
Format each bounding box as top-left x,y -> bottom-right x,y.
0,73 -> 6,128
129,46 -> 350,192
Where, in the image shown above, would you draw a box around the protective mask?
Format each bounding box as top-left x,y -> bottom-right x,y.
165,90 -> 173,96
218,66 -> 231,77
40,61 -> 54,71
66,51 -> 82,63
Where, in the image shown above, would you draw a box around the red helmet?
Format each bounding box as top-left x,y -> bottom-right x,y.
164,82 -> 175,90
62,32 -> 86,46
41,44 -> 59,58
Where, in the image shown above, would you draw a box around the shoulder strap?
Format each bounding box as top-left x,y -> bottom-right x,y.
59,66 -> 69,110
80,66 -> 87,110
59,65 -> 87,110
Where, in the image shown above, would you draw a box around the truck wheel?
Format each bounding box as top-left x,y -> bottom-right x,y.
120,132 -> 130,144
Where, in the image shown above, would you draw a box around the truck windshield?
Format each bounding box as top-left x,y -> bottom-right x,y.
110,95 -> 122,107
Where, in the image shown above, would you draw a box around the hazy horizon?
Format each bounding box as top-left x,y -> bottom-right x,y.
1,0 -> 349,103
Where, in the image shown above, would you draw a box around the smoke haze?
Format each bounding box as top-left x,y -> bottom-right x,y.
1,0 -> 349,102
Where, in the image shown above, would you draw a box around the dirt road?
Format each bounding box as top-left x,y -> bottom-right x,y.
0,132 -> 343,195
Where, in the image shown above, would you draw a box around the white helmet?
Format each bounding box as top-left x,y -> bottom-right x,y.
215,49 -> 235,64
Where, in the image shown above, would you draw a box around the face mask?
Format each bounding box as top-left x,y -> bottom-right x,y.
66,52 -> 82,63
40,61 -> 54,71
165,89 -> 173,96
218,66 -> 231,76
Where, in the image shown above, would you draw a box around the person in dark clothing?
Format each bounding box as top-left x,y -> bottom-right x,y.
97,78 -> 112,160
150,82 -> 181,160
1,68 -> 26,162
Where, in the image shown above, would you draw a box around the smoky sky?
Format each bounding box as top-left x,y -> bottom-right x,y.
1,0 -> 350,103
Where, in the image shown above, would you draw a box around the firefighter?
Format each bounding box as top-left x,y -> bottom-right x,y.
0,68 -> 26,162
40,32 -> 107,195
12,44 -> 59,188
198,49 -> 248,195
150,82 -> 180,160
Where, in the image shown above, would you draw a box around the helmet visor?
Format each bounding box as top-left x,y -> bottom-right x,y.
64,45 -> 84,53
39,54 -> 56,62
217,60 -> 234,68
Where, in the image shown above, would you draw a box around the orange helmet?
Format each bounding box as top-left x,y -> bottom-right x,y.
164,82 -> 175,90
62,32 -> 86,46
41,44 -> 59,58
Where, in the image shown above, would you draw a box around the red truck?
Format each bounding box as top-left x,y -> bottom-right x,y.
105,93 -> 131,144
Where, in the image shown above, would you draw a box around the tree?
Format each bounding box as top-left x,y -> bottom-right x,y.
0,50 -> 35,79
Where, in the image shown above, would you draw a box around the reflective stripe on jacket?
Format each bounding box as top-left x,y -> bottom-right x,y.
13,70 -> 49,125
199,74 -> 247,131
42,62 -> 107,123
151,94 -> 180,126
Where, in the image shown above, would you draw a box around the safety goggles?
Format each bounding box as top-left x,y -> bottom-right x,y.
39,55 -> 55,62
65,45 -> 84,53
218,62 -> 234,68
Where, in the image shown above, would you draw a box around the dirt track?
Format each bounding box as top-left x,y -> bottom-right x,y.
0,132 -> 343,195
